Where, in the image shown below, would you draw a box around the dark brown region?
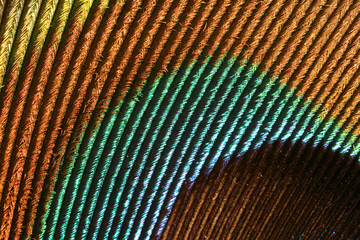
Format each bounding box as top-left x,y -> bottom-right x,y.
158,139 -> 360,239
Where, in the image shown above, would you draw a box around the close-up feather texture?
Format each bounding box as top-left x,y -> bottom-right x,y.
0,0 -> 360,239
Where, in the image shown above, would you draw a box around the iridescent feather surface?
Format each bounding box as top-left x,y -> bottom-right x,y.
0,0 -> 360,239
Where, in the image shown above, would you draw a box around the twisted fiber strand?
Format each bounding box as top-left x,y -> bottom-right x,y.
0,0 -> 25,85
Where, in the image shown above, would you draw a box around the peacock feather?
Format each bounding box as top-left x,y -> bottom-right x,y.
0,0 -> 359,239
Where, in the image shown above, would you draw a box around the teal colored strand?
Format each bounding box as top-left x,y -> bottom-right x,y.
319,119 -> 341,147
339,133 -> 358,154
152,62 -> 268,235
251,81 -> 285,150
188,65 -> 293,181
86,73 -> 174,240
112,57 -> 212,239
235,74 -> 291,149
65,110 -> 121,239
228,72 -> 290,156
293,100 -> 323,143
128,56 -> 230,240
94,74 -> 180,240
140,61 -> 243,239
46,74 -> 133,237
256,83 -> 287,142
269,92 -> 301,142
328,118 -> 356,152
124,68 -> 213,238
272,90 -> 330,146
106,66 -> 197,239
312,118 -> 335,147
265,79 -> 329,147
333,123 -> 353,151
76,86 -> 156,238
115,75 -> 177,240
277,95 -> 309,142
205,63 -> 289,160
268,88 -> 296,141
